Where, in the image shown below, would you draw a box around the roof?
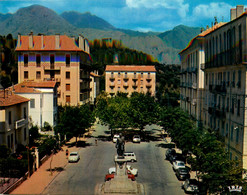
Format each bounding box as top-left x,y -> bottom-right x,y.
7,81 -> 56,94
0,90 -> 29,107
16,35 -> 83,52
179,22 -> 226,54
105,65 -> 156,72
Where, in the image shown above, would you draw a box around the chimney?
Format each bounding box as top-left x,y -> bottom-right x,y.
55,34 -> 60,49
17,33 -> 21,48
41,34 -> 44,49
29,32 -> 33,49
236,5 -> 244,18
79,34 -> 85,51
231,8 -> 236,21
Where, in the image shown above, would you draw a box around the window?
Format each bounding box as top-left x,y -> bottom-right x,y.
30,99 -> 35,108
232,71 -> 235,87
237,70 -> 241,88
141,72 -> 143,78
237,99 -> 240,116
8,111 -> 11,125
117,79 -> 121,85
226,123 -> 228,137
236,127 -> 239,143
118,87 -> 120,91
24,71 -> 28,79
66,71 -> 70,79
24,128 -> 27,141
66,84 -> 70,91
66,54 -> 70,67
231,126 -> 233,141
36,71 -> 41,79
24,54 -> 28,67
231,98 -> 234,114
36,54 -> 41,67
118,72 -> 121,77
50,54 -> 55,65
227,72 -> 230,86
23,107 -> 27,119
66,95 -> 70,103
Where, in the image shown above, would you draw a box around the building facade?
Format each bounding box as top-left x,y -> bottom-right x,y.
105,65 -> 156,97
90,72 -> 100,104
10,81 -> 57,131
181,5 -> 247,169
0,90 -> 29,152
16,33 -> 92,106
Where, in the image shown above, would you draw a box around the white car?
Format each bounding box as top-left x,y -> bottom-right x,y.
133,135 -> 141,143
68,151 -> 80,163
172,160 -> 185,171
113,134 -> 120,143
108,165 -> 138,176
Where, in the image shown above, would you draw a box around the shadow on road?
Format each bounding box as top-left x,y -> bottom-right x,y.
94,135 -> 111,141
155,143 -> 175,148
46,167 -> 65,172
66,141 -> 92,148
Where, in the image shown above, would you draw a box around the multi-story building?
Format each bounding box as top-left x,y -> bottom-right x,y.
105,65 -> 156,96
9,81 -> 57,132
0,90 -> 29,152
181,5 -> 247,169
90,72 -> 100,104
15,33 -> 92,106
179,22 -> 225,126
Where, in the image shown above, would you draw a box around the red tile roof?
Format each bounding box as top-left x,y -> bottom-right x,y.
20,81 -> 56,88
0,90 -> 29,107
105,65 -> 156,72
16,35 -> 83,51
179,22 -> 226,54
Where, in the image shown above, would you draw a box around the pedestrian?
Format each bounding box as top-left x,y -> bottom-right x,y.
95,139 -> 98,146
66,149 -> 69,159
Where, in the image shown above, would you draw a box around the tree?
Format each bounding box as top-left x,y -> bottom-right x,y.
56,104 -> 95,143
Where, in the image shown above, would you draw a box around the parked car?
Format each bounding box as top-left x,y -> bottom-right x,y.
124,152 -> 137,162
169,153 -> 185,164
68,151 -> 80,163
182,179 -> 199,194
175,167 -> 190,180
108,165 -> 138,176
105,173 -> 135,181
173,160 -> 186,171
133,135 -> 141,143
165,148 -> 176,160
113,134 -> 120,143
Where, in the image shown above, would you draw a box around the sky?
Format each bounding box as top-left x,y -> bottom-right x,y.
0,0 -> 246,32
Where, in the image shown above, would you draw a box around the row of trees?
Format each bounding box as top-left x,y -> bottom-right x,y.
159,107 -> 245,194
95,92 -> 159,136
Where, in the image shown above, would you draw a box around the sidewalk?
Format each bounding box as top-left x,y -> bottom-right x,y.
10,136 -> 88,194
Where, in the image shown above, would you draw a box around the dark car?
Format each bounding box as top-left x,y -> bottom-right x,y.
165,148 -> 176,160
169,153 -> 185,164
175,167 -> 190,180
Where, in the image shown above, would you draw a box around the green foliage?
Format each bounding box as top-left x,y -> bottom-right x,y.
42,121 -> 52,131
38,137 -> 57,159
95,92 -> 159,133
56,104 -> 95,141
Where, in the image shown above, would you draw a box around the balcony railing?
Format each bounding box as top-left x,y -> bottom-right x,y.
146,84 -> 152,88
15,118 -> 27,129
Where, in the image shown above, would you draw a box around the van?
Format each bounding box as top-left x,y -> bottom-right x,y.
124,152 -> 137,162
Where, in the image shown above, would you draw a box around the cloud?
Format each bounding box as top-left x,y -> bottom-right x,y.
126,0 -> 189,17
192,2 -> 232,21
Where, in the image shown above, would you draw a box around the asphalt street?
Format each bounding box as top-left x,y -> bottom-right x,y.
42,123 -> 185,195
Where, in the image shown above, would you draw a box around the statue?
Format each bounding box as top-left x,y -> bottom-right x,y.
115,133 -> 125,157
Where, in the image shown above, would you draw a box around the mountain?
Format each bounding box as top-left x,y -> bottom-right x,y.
0,5 -> 77,36
61,11 -> 115,30
0,4 -> 201,64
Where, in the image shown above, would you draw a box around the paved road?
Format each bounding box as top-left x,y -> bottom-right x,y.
42,123 -> 185,195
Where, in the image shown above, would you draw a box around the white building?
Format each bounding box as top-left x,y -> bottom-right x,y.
10,81 -> 57,131
90,72 -> 100,104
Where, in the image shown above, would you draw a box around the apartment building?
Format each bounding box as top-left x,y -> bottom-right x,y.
90,72 -> 100,104
15,33 -> 92,106
181,5 -> 247,169
9,81 -> 57,131
0,90 -> 29,152
105,65 -> 156,97
179,22 -> 225,126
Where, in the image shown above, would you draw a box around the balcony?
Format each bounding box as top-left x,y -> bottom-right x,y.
110,83 -> 115,87
132,77 -> 138,81
192,83 -> 197,89
15,118 -> 27,129
43,65 -> 60,71
110,77 -> 115,81
123,76 -> 129,81
132,84 -> 137,89
123,83 -> 129,88
146,84 -> 152,88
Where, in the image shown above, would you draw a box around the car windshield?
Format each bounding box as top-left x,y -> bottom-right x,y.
134,135 -> 140,138
178,162 -> 185,166
70,153 -> 78,156
179,168 -> 188,173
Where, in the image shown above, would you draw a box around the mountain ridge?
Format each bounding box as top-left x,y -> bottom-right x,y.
0,4 -> 201,64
